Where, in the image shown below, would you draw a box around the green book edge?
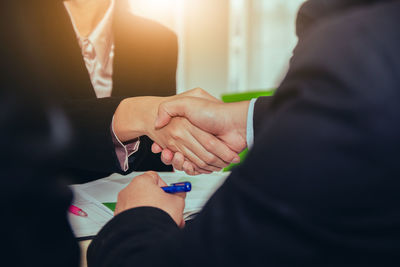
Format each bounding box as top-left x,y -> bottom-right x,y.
103,202 -> 116,212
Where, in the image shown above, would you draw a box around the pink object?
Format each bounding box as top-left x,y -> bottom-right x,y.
69,205 -> 88,217
64,0 -> 115,99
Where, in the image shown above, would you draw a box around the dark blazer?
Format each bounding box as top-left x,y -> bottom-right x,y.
23,0 -> 177,181
0,1 -> 176,265
88,0 -> 400,266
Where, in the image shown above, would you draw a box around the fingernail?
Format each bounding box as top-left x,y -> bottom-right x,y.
232,157 -> 241,164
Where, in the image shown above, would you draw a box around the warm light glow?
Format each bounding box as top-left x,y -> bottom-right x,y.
128,0 -> 181,31
130,0 -> 174,11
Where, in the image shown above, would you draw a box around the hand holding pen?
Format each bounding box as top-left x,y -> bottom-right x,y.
69,177 -> 191,219
113,172 -> 189,228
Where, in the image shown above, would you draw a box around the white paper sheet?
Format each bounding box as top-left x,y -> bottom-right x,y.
68,171 -> 230,238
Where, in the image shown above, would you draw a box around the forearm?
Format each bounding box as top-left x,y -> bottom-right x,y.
113,96 -> 168,142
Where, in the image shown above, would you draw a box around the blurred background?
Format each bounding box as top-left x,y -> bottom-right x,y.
129,0 -> 306,97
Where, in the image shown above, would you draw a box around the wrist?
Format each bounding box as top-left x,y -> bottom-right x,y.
114,97 -> 163,142
228,101 -> 250,142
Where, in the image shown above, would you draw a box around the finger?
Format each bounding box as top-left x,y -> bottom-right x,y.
171,152 -> 185,171
173,124 -> 226,170
183,160 -> 212,175
142,171 -> 160,184
190,126 -> 240,166
157,177 -> 168,187
180,88 -> 221,103
182,160 -> 195,175
177,143 -> 222,173
161,149 -> 174,165
175,192 -> 187,199
193,166 -> 212,175
151,143 -> 163,153
182,160 -> 211,175
155,97 -> 196,129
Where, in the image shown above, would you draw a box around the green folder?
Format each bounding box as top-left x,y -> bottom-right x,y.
103,202 -> 116,212
222,90 -> 275,172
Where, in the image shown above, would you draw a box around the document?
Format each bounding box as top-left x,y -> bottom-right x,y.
69,171 -> 230,239
67,188 -> 114,239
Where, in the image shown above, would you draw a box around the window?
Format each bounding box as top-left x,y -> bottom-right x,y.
129,0 -> 305,96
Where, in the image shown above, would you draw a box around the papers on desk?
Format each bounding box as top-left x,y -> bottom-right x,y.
68,171 -> 230,239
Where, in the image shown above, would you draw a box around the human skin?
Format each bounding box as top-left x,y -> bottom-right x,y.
152,95 -> 250,175
64,1 -> 240,172
64,0 -> 111,37
115,171 -> 187,228
113,89 -> 241,173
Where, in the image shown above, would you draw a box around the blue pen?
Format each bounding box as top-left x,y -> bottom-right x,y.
162,182 -> 192,194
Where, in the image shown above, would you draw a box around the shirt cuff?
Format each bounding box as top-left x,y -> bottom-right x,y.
111,116 -> 140,172
246,98 -> 257,149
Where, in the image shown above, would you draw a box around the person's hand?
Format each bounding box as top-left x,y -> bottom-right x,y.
113,89 -> 240,173
152,94 -> 250,174
115,171 -> 186,227
148,116 -> 238,173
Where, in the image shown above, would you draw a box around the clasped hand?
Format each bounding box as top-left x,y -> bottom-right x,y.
151,88 -> 250,175
114,88 -> 248,175
113,88 -> 250,226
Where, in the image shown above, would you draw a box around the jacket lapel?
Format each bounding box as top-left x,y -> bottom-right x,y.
112,0 -> 177,98
41,0 -> 95,99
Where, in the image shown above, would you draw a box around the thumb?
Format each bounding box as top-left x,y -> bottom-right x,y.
144,171 -> 161,184
151,142 -> 163,153
155,98 -> 192,129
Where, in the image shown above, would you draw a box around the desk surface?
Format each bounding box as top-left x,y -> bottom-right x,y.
79,240 -> 91,267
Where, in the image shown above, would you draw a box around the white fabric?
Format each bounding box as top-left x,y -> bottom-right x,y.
65,1 -> 140,172
64,0 -> 115,98
246,98 -> 257,149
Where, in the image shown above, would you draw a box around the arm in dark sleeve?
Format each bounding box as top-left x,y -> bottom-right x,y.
62,97 -> 123,174
61,97 -> 171,181
88,208 -> 179,267
0,90 -> 80,267
88,4 -> 400,266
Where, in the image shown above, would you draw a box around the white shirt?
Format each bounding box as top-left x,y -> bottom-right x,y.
64,1 -> 257,170
64,0 -> 140,172
246,98 -> 257,148
64,0 -> 115,98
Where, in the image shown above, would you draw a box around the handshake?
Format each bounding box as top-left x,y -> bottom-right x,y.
113,88 -> 251,175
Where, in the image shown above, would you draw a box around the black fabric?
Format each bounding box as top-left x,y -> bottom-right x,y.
295,0 -> 395,38
16,0 -> 177,182
0,91 -> 80,267
88,1 -> 400,266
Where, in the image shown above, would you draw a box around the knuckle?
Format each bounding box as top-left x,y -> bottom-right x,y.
204,139 -> 216,151
166,138 -> 176,148
205,153 -> 218,165
198,161 -> 208,169
146,171 -> 157,177
223,153 -> 235,163
192,87 -> 205,97
169,126 -> 183,141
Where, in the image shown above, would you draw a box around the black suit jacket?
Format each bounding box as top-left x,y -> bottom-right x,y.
24,0 -> 177,181
0,1 -> 176,265
88,0 -> 400,266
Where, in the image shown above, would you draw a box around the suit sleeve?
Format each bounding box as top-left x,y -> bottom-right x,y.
62,97 -> 170,181
88,6 -> 400,266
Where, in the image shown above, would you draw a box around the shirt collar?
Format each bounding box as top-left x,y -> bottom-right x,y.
64,0 -> 115,67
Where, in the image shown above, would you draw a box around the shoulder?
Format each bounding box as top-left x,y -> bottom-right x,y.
292,1 -> 400,71
299,1 -> 400,43
116,10 -> 177,44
